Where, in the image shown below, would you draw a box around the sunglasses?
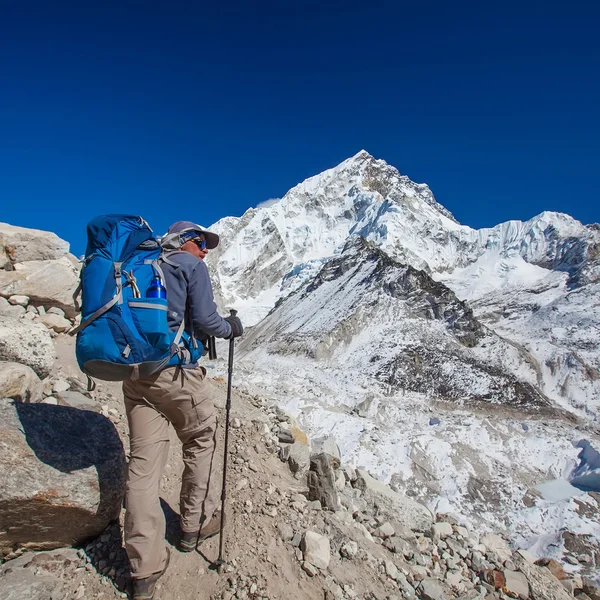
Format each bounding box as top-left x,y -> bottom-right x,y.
193,238 -> 207,250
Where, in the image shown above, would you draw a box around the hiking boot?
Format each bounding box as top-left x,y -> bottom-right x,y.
179,529 -> 198,553
198,509 -> 224,543
132,547 -> 170,600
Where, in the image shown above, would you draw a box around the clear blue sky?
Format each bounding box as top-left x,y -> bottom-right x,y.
1,1 -> 598,255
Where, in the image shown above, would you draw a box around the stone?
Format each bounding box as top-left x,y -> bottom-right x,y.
481,533 -> 512,564
353,468 -> 433,532
278,429 -> 295,443
503,569 -> 529,599
0,316 -> 55,378
35,313 -> 72,333
384,559 -> 399,580
301,531 -> 331,570
8,295 -> 29,306
0,222 -> 70,263
513,552 -> 573,600
343,465 -> 357,482
339,540 -> 358,559
51,379 -> 70,393
287,442 -> 311,477
307,453 -> 339,510
373,522 -> 395,539
55,391 -> 98,412
335,469 -> 346,491
231,417 -> 241,429
0,552 -> 67,599
0,361 -> 43,402
582,578 -> 600,600
277,522 -> 294,541
301,561 -> 318,577
535,558 -> 566,580
312,435 -> 341,467
0,296 -> 26,317
432,522 -> 454,540
0,256 -> 80,318
418,578 -> 450,600
0,398 -> 126,557
46,306 -> 65,317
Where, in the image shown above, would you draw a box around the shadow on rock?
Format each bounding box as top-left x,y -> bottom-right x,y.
0,400 -> 126,557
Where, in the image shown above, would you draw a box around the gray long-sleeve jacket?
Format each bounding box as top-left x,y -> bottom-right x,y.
161,251 -> 232,341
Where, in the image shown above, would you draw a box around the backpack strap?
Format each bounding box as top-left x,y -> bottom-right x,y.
70,262 -> 123,335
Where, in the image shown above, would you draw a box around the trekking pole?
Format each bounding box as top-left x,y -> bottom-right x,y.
214,309 -> 236,573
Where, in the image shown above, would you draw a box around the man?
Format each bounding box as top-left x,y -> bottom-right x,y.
122,221 -> 243,600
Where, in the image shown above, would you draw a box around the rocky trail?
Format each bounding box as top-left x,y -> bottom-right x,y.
1,331 -> 600,600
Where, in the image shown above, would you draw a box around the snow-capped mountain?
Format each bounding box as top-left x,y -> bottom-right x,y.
203,150 -> 600,556
206,150 -> 600,419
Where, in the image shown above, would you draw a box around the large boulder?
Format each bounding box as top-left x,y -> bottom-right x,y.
0,297 -> 26,318
0,222 -> 69,264
0,257 -> 80,317
0,362 -> 43,402
0,399 -> 126,557
353,468 -> 434,532
0,316 -> 55,378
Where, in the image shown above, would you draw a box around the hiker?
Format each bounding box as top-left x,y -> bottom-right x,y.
122,221 -> 243,600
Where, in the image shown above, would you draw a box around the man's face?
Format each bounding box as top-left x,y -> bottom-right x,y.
181,235 -> 208,260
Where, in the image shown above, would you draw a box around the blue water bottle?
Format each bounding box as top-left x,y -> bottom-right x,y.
146,276 -> 167,299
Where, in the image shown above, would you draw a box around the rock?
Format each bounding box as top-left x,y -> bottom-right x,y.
0,256 -> 80,318
287,442 -> 311,477
385,559 -> 399,580
582,578 -> 600,600
277,522 -> 294,541
301,531 -> 331,570
0,316 -> 55,377
0,398 -> 126,556
535,558 -> 567,580
8,295 -> 29,306
55,391 -> 98,412
312,435 -> 341,467
513,552 -> 573,600
340,540 -> 358,559
343,465 -> 357,482
0,361 -> 43,402
429,417 -> 441,426
374,522 -> 395,539
432,522 -> 453,540
307,453 -> 339,511
418,578 -> 451,600
0,223 -> 70,263
35,313 -> 72,333
0,296 -> 26,317
353,468 -> 433,532
335,469 -> 346,491
231,417 -> 241,429
45,306 -> 65,317
278,429 -> 295,443
503,569 -> 530,599
301,561 -> 318,577
481,533 -> 512,564
0,245 -> 10,270
0,552 -> 66,599
51,379 -> 70,393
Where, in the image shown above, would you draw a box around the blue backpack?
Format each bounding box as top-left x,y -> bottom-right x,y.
73,215 -> 202,381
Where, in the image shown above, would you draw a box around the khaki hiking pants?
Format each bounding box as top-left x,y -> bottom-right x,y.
122,366 -> 219,579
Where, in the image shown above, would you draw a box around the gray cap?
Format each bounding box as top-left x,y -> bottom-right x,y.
165,220 -> 220,250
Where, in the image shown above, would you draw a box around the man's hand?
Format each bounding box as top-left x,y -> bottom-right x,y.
225,314 -> 243,338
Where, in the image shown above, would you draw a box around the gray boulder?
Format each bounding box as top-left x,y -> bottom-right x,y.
0,257 -> 80,318
312,435 -> 341,467
513,552 -> 572,600
0,361 -> 43,402
0,222 -> 69,264
0,316 -> 55,378
56,391 -> 98,412
0,398 -> 126,557
353,468 -> 434,532
307,453 -> 340,511
0,296 -> 25,317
